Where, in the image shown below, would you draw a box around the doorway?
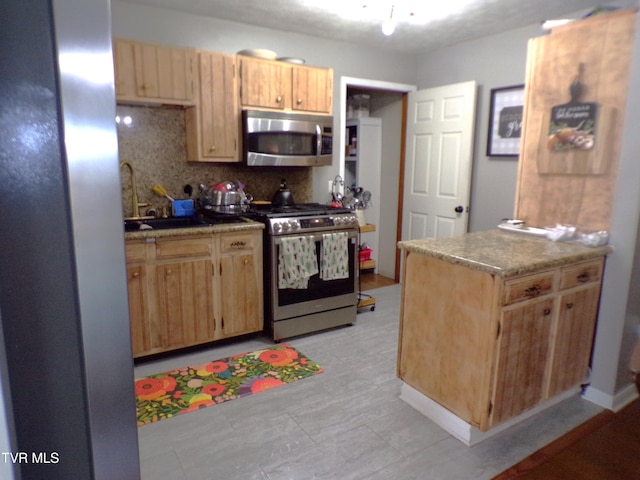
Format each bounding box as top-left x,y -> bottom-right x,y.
338,77 -> 416,282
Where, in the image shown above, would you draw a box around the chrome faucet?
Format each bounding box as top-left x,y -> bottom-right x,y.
119,161 -> 151,220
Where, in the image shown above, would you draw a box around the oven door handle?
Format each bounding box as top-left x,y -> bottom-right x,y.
273,230 -> 358,244
315,124 -> 322,165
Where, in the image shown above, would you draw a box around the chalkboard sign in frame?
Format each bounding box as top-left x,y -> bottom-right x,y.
486,84 -> 525,157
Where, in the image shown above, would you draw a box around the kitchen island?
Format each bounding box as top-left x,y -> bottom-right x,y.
124,219 -> 265,357
397,230 -> 611,445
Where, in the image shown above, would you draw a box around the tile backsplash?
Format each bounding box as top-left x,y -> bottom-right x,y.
116,105 -> 313,217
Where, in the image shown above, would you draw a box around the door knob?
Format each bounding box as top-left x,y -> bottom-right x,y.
454,206 -> 464,213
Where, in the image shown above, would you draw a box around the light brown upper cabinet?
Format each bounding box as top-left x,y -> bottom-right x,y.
113,38 -> 196,106
238,56 -> 333,114
186,51 -> 240,162
291,64 -> 333,114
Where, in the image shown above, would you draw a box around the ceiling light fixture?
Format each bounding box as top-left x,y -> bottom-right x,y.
381,5 -> 396,36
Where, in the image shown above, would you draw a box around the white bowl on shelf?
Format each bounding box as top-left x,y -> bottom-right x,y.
277,56 -> 305,64
237,49 -> 278,60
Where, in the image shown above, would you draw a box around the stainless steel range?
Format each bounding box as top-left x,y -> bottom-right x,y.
248,204 -> 359,341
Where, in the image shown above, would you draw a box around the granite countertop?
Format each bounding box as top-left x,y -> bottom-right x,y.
398,229 -> 612,277
124,218 -> 264,240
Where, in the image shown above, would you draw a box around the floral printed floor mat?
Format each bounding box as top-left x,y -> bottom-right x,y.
135,343 -> 323,426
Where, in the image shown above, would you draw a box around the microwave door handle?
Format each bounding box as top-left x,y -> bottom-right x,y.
315,124 -> 322,165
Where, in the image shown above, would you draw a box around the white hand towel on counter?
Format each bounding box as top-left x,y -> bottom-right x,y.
320,232 -> 349,281
278,235 -> 318,289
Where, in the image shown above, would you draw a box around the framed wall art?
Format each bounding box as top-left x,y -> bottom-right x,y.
486,84 -> 525,157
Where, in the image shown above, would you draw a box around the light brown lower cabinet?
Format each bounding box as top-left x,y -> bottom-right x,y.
125,230 -> 263,357
218,232 -> 263,338
398,252 -> 604,432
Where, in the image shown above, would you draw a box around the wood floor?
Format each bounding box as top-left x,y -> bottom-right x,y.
359,272 -> 397,291
493,398 -> 640,479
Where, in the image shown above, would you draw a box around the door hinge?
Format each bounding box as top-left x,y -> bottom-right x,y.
496,322 -> 501,339
488,401 -> 493,417
219,263 -> 222,276
221,317 -> 225,329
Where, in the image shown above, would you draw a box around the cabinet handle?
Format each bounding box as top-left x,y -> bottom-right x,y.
543,307 -> 551,316
132,272 -> 140,278
566,302 -> 574,309
524,284 -> 542,297
296,98 -> 302,105
577,272 -> 591,283
230,241 -> 246,248
244,259 -> 249,265
166,269 -> 172,275
209,145 -> 216,152
276,95 -> 282,103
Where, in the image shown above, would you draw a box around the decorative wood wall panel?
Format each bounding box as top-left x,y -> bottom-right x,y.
515,9 -> 637,231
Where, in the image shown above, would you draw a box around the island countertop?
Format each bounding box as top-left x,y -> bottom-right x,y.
398,229 -> 612,277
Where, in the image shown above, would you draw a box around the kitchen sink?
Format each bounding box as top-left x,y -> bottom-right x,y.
124,215 -> 249,231
124,216 -> 212,232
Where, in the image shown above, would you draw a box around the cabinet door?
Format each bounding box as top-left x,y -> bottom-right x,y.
155,259 -> 215,349
491,298 -> 555,426
239,57 -> 290,110
546,284 -> 601,398
291,65 -> 332,114
187,51 -> 239,162
126,264 -> 150,357
113,39 -> 137,99
113,38 -> 195,105
133,42 -> 195,103
217,232 -> 264,338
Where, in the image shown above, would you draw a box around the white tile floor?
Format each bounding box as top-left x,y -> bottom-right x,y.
135,284 -> 603,479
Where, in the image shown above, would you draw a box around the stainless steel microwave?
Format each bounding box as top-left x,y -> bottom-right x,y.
243,110 -> 333,166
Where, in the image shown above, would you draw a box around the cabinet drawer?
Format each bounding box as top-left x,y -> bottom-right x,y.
503,271 -> 556,306
559,258 -> 603,290
155,236 -> 212,260
125,241 -> 147,263
220,232 -> 258,253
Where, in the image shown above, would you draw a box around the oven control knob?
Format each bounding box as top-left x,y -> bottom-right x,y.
273,222 -> 282,233
289,220 -> 300,230
334,216 -> 343,225
282,222 -> 291,231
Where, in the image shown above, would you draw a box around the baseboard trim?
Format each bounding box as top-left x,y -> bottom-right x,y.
399,383 -> 579,446
583,383 -> 639,412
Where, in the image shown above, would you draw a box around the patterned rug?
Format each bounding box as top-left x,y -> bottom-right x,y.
135,344 -> 323,426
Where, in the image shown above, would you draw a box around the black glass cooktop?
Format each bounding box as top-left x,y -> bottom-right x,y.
247,203 -> 351,218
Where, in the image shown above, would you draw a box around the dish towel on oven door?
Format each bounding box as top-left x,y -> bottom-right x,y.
278,235 -> 318,289
320,232 -> 349,280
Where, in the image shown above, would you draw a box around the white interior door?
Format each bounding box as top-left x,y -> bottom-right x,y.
402,81 -> 476,241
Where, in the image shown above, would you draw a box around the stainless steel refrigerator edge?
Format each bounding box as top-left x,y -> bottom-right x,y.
0,0 -> 140,478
